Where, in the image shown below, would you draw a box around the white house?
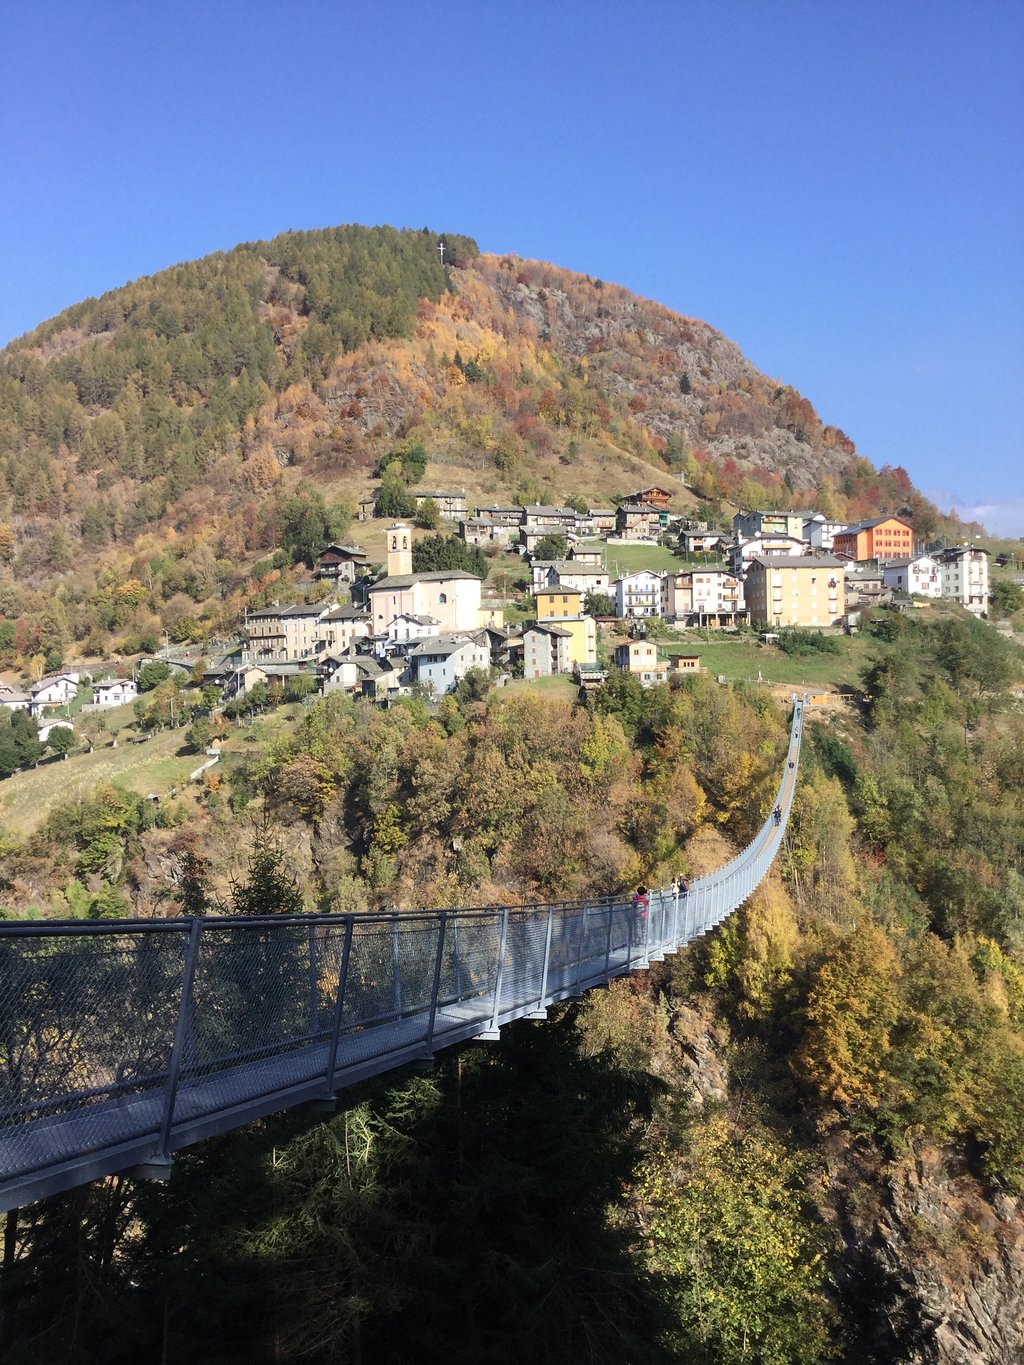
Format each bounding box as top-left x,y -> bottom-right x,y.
387,613 -> 443,644
0,683 -> 30,711
728,535 -> 806,575
880,554 -> 942,598
522,504 -> 579,531
567,546 -> 605,566
531,560 -> 611,597
29,673 -> 80,715
319,604 -> 371,655
613,570 -> 664,618
663,569 -> 745,623
319,653 -> 361,694
938,546 -> 990,616
408,634 -> 490,695
614,640 -> 670,687
803,514 -> 847,552
91,678 -> 138,707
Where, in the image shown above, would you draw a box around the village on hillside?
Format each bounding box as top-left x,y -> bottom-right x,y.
205,484 -> 993,702
0,481 -> 1003,776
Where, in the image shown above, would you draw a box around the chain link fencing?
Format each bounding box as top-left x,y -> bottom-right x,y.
0,702 -> 803,1209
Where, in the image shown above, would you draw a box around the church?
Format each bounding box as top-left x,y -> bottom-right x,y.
367,523 -> 483,634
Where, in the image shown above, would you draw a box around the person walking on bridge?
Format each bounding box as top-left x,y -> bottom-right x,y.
673,873 -> 690,942
631,885 -> 649,947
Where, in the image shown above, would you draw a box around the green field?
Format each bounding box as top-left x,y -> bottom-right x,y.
0,703 -> 308,836
501,675 -> 580,701
658,633 -> 877,689
0,730 -> 202,835
598,543 -> 685,574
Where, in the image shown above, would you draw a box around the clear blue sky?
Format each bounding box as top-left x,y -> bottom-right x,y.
3,2 -> 1022,530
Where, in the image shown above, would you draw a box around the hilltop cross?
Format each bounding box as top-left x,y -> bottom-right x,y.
438,239 -> 445,266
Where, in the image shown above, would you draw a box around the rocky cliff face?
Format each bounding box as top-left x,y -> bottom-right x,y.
825,1144 -> 1024,1364
669,996 -> 1024,1363
300,252 -> 861,492
471,254 -> 859,484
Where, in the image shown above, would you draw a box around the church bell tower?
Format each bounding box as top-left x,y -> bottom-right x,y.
386,522 -> 413,576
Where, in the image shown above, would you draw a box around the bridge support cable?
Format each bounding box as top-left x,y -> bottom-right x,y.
0,701 -> 805,1211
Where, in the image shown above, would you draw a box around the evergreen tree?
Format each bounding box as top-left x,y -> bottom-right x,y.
412,534 -> 486,577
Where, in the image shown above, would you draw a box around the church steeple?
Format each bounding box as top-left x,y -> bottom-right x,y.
386,522 -> 413,576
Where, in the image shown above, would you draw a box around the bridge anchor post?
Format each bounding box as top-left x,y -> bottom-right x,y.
128,1156 -> 174,1183
303,1096 -> 337,1113
478,907 -> 510,1041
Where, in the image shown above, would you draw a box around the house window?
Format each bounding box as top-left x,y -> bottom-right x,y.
439,593 -> 448,604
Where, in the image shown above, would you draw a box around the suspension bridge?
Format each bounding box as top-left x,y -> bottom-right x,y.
0,700 -> 805,1211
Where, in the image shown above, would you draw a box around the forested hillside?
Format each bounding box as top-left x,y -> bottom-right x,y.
0,224 -> 967,669
2,608 -> 1023,1362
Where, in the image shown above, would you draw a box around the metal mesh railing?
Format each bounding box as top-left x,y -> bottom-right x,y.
0,701 -> 804,1210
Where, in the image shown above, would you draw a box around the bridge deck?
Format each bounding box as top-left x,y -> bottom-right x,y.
0,702 -> 804,1210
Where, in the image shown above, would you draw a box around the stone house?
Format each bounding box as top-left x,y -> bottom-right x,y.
522,624 -> 574,678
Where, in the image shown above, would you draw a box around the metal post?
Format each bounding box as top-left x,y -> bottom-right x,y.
452,914 -> 465,1000
308,923 -> 319,1034
322,917 -> 355,1093
573,901 -> 589,995
604,899 -> 614,973
146,917 -> 203,1170
481,907 -> 510,1040
424,912 -> 448,1055
390,916 -> 402,1018
647,892 -> 664,962
527,904 -> 555,1018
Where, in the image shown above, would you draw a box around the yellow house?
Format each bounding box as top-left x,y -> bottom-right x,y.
744,555 -> 846,628
536,587 -> 584,620
533,587 -> 596,666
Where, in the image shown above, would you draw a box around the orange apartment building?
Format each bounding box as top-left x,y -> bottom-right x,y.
832,515 -> 914,562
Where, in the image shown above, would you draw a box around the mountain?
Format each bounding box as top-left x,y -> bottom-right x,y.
0,224 -> 961,665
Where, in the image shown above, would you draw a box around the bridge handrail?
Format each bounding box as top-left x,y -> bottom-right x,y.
0,698 -> 805,1211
